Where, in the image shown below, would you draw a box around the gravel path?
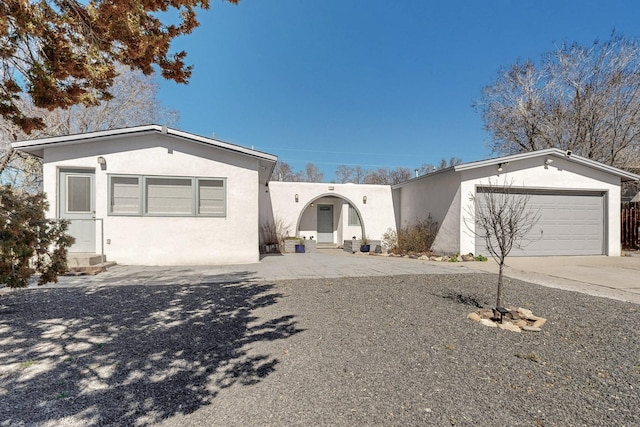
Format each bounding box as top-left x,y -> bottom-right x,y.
1,274 -> 638,426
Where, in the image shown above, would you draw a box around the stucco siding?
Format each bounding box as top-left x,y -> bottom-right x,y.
393,171 -> 462,254
43,133 -> 261,265
265,182 -> 397,244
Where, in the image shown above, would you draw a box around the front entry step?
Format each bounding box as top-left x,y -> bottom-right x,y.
66,253 -> 115,275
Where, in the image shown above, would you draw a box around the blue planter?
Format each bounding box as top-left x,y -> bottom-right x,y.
295,244 -> 305,253
360,244 -> 370,253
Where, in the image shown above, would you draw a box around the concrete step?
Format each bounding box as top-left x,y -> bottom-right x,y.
67,253 -> 107,267
65,253 -> 116,276
317,243 -> 339,249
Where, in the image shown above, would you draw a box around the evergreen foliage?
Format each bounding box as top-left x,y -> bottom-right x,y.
0,187 -> 73,288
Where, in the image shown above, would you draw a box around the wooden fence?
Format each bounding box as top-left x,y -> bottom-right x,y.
621,202 -> 640,250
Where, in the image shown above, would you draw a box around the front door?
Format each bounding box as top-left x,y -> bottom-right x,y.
59,169 -> 96,253
317,205 -> 334,243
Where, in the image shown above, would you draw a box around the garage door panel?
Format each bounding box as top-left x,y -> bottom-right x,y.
475,190 -> 604,256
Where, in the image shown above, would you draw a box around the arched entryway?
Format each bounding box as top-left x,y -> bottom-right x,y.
295,193 -> 365,246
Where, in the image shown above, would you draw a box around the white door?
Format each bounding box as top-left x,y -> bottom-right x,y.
317,205 -> 334,243
59,170 -> 96,253
475,189 -> 604,256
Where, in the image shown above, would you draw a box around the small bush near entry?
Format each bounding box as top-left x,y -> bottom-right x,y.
0,187 -> 74,288
382,228 -> 398,253
396,214 -> 439,254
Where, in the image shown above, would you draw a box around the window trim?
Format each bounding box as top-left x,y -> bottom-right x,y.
108,174 -> 226,217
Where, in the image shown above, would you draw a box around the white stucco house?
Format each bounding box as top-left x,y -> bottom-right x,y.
12,125 -> 277,265
11,125 -> 639,265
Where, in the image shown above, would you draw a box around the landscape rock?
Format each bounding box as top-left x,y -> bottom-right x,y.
517,308 -> 534,319
497,322 -> 522,333
532,318 -> 547,328
514,320 -> 528,328
470,307 -> 547,332
467,312 -> 482,322
479,318 -> 498,328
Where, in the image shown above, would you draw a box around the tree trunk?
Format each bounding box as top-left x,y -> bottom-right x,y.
496,260 -> 504,307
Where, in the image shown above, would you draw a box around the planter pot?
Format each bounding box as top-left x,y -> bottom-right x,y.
360,244 -> 370,253
295,244 -> 305,253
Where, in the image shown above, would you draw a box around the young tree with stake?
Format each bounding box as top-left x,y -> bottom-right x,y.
468,179 -> 540,308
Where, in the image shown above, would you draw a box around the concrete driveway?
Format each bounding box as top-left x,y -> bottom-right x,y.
7,250 -> 639,305
463,254 -> 640,304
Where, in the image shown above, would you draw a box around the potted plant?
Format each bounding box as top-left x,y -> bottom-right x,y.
295,237 -> 305,253
360,236 -> 370,253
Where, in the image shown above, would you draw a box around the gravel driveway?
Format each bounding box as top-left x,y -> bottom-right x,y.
1,273 -> 638,426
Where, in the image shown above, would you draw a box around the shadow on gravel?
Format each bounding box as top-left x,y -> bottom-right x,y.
0,272 -> 302,426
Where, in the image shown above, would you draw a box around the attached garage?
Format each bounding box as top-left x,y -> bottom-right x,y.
475,189 -> 605,256
393,148 -> 640,257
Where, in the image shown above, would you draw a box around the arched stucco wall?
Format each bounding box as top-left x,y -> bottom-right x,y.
262,181 -> 397,245
296,193 -> 365,241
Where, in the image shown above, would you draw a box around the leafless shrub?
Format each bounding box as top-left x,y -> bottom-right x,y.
260,217 -> 291,245
388,215 -> 439,254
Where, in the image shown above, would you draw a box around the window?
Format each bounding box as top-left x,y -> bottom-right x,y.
198,179 -> 225,215
110,176 -> 141,214
146,177 -> 192,215
109,175 -> 226,217
348,204 -> 361,226
67,175 -> 92,212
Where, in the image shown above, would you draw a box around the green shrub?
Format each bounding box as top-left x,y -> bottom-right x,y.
474,254 -> 488,262
0,186 -> 74,288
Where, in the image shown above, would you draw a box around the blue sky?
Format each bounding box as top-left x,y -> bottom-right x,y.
157,0 -> 640,181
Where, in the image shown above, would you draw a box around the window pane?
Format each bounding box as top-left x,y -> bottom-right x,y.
146,178 -> 193,214
67,176 -> 91,212
111,177 -> 140,214
348,205 -> 361,226
198,179 -> 225,215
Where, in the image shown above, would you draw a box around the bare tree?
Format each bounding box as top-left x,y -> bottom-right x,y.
1,65 -> 177,192
335,165 -> 353,183
302,163 -> 324,183
476,32 -> 640,169
417,157 -> 462,176
335,165 -> 367,184
364,167 -> 412,185
467,179 -> 540,307
271,161 -> 300,182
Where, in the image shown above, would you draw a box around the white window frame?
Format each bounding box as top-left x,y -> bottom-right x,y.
108,174 -> 226,217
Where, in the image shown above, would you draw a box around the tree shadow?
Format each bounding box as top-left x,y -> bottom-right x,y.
0,272 -> 302,425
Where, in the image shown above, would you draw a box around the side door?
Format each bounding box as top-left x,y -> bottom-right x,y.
59,169 -> 96,253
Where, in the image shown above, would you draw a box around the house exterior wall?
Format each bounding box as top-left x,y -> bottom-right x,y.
458,156 -> 622,256
392,171 -> 462,255
263,182 -> 397,245
42,133 -> 262,265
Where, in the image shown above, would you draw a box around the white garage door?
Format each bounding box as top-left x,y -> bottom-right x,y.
475,189 -> 605,256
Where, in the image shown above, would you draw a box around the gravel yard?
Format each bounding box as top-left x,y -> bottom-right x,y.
1,273 -> 638,426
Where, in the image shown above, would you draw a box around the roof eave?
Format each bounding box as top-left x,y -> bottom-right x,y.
10,125 -> 278,163
453,148 -> 640,181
